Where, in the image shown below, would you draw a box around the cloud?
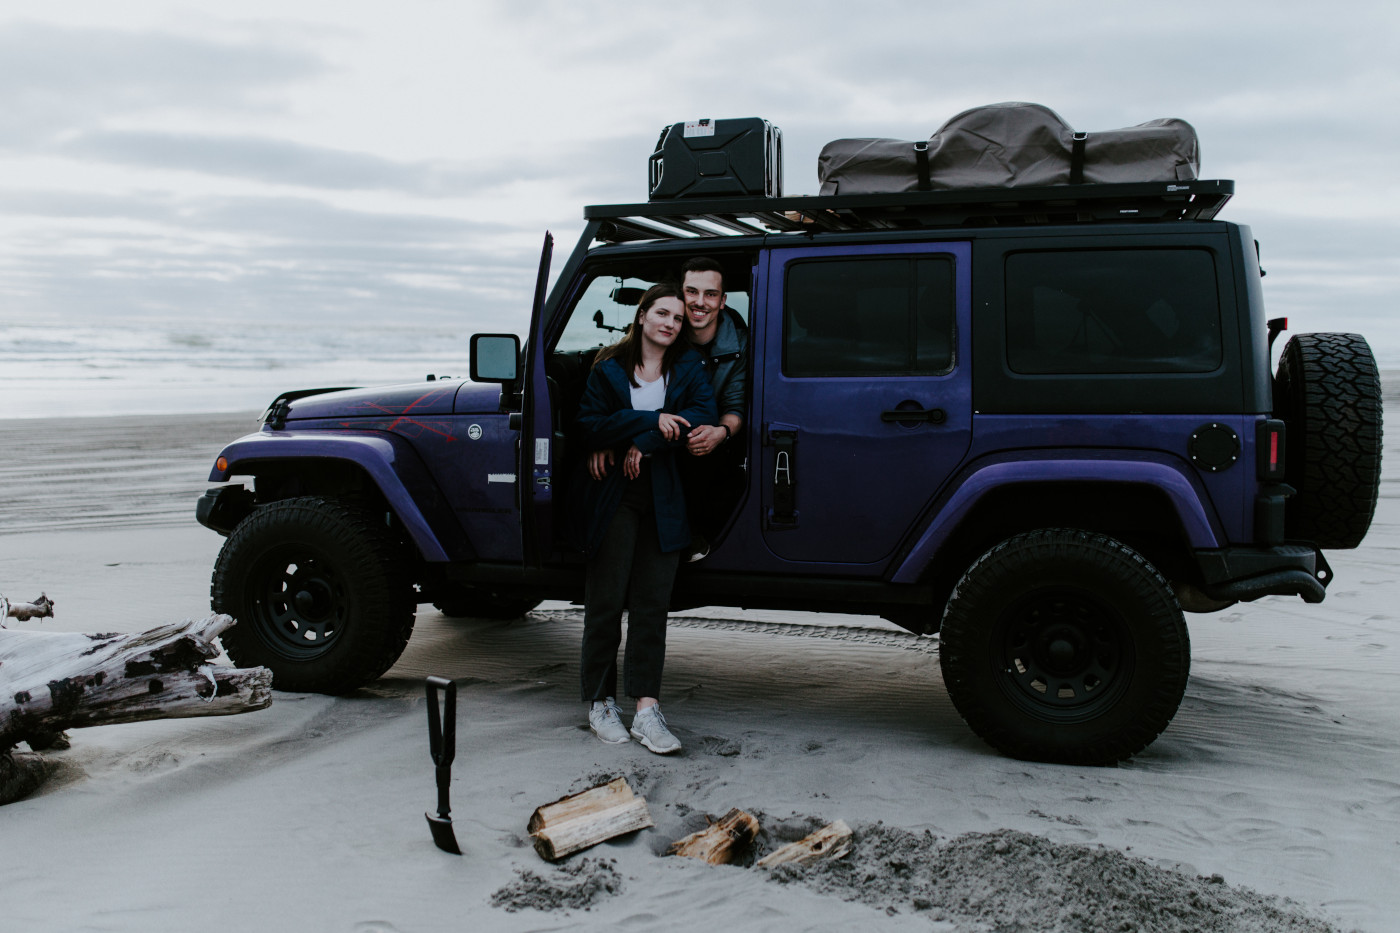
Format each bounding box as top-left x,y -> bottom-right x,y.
0,21 -> 325,145
53,129 -> 636,199
0,188 -> 542,329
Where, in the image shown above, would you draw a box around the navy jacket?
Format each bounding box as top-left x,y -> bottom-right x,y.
573,349 -> 717,556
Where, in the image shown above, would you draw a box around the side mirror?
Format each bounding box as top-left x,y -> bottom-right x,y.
469,333 -> 520,382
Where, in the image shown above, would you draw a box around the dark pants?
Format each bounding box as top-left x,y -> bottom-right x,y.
679,444 -> 745,540
580,470 -> 680,702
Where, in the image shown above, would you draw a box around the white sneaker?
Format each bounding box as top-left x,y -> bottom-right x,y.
589,698 -> 630,744
630,705 -> 682,754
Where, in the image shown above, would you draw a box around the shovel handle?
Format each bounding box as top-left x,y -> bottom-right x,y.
425,676 -> 456,767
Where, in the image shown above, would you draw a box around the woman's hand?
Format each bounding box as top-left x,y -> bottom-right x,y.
623,445 -> 645,480
589,449 -> 615,481
656,412 -> 691,441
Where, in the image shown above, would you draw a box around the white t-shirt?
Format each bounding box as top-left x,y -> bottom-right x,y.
630,372 -> 666,412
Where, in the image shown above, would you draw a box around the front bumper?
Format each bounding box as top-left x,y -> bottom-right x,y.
195,484 -> 256,536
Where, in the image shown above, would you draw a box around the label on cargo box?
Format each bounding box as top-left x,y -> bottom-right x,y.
684,119 -> 715,138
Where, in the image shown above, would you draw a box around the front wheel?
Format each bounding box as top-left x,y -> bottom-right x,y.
938,529 -> 1190,765
211,496 -> 416,694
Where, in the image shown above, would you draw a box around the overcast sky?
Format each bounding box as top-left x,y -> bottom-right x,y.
3,0 -> 1399,359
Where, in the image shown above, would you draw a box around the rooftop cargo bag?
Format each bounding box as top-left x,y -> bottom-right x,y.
817,102 -> 1199,195
649,117 -> 782,200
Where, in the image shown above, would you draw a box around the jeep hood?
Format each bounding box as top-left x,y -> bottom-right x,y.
283,380 -> 502,420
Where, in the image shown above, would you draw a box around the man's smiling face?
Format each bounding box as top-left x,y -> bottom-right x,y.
682,269 -> 725,341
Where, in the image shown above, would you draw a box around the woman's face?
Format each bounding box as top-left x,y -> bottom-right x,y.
637,296 -> 685,349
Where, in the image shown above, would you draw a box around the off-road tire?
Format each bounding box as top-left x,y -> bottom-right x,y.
1274,333 -> 1383,549
938,529 -> 1190,765
211,496 -> 416,694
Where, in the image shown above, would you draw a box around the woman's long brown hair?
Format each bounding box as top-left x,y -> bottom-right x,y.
592,282 -> 689,387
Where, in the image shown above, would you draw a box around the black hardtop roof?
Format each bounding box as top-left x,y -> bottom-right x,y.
584,179 -> 1233,244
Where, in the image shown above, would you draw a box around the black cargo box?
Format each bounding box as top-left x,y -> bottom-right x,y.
649,118 -> 782,201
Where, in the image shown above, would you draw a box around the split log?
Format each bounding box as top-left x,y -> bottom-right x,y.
528,776 -> 654,862
756,819 -> 853,869
0,614 -> 273,753
667,808 -> 760,864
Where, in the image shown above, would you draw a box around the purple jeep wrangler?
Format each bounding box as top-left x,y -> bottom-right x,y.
196,180 -> 1382,764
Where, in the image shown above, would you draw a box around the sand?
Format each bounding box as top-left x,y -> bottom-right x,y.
2,408 -> 1397,932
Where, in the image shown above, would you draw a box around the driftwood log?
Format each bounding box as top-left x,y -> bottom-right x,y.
2,593 -> 55,623
667,808 -> 760,864
529,776 -> 655,861
0,613 -> 273,753
756,819 -> 854,868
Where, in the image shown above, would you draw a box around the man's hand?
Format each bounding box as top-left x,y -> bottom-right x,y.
656,412 -> 691,441
623,445 -> 645,480
589,449 -> 615,480
686,424 -> 727,456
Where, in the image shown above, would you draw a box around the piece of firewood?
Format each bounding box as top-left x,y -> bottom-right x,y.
528,776 -> 654,861
0,614 -> 272,754
667,808 -> 760,864
755,819 -> 853,869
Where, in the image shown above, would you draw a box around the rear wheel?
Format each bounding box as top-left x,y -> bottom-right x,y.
211,496 -> 416,693
1274,332 -> 1383,549
939,529 -> 1190,765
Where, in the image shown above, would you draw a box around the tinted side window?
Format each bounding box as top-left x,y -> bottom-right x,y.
1005,249 -> 1221,375
785,257 -> 954,377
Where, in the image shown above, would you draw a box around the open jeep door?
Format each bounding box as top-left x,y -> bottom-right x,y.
519,232 -> 554,569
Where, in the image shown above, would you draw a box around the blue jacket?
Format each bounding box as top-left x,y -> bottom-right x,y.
572,349 -> 717,556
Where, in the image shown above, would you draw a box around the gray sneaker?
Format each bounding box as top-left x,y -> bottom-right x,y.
630,705 -> 682,754
589,698 -> 630,745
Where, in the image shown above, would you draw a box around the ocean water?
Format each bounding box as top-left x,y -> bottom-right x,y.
0,318 -> 483,419
6,317 -> 1397,421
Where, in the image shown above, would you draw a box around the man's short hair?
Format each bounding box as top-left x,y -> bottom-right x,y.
681,256 -> 725,292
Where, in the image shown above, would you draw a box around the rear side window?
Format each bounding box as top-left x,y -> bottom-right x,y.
784,256 -> 955,377
1005,249 -> 1221,374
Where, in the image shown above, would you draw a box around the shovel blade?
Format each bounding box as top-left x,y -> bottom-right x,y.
426,812 -> 462,855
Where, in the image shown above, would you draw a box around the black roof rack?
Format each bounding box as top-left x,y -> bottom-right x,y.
585,180 -> 1233,244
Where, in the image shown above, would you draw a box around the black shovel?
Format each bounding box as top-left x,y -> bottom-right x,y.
424,676 -> 462,855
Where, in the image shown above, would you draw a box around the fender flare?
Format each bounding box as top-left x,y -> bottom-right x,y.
889,458 -> 1221,584
208,431 -> 463,563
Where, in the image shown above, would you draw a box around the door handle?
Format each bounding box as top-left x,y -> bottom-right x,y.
881,407 -> 945,424
765,424 -> 798,527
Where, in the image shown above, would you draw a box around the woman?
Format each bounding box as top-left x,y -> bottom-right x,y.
573,282 -> 717,754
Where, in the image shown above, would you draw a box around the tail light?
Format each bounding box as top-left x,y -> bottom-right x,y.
1257,419 -> 1286,481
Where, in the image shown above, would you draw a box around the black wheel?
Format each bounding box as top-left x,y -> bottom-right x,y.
211,496 -> 416,694
1274,333 -> 1383,549
433,587 -> 540,620
938,529 -> 1190,765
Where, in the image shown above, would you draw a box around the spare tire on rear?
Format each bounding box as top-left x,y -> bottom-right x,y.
1273,333 -> 1383,549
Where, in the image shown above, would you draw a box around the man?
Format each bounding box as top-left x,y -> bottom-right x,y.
678,256 -> 749,556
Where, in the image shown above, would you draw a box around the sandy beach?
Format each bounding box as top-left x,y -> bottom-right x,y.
2,406 -> 1398,932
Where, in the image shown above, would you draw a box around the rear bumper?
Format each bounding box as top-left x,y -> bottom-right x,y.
1193,544 -> 1330,604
